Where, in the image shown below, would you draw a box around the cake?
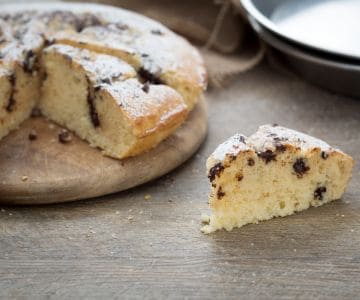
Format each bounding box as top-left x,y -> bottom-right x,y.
0,3 -> 207,159
40,45 -> 187,158
202,125 -> 354,233
0,37 -> 44,140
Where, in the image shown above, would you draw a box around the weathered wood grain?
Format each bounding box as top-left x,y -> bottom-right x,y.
0,63 -> 359,299
0,98 -> 207,204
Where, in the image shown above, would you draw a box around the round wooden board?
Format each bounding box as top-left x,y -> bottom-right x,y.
0,98 -> 207,205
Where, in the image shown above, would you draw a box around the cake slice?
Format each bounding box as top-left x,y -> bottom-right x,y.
53,14 -> 207,110
39,44 -> 188,159
202,125 -> 354,233
0,38 -> 44,140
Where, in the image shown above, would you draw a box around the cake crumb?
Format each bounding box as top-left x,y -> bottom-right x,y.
127,215 -> 134,221
200,213 -> 210,224
115,211 -> 120,215
28,129 -> 37,141
201,225 -> 213,234
144,194 -> 151,200
58,129 -> 72,143
21,175 -> 28,182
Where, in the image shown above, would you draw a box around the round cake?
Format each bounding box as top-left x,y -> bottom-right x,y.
0,3 -> 207,159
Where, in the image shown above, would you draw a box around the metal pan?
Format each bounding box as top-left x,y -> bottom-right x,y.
240,0 -> 360,98
254,22 -> 360,98
240,0 -> 360,61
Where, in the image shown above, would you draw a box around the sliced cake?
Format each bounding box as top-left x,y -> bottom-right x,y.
39,45 -> 188,159
50,10 -> 207,110
0,38 -> 44,140
202,125 -> 354,233
0,5 -> 207,158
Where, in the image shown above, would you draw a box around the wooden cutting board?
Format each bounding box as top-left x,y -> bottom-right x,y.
0,98 -> 207,205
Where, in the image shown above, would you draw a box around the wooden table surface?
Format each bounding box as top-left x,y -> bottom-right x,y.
1,62 -> 359,299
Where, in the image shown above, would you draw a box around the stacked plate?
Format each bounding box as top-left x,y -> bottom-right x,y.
241,0 -> 360,98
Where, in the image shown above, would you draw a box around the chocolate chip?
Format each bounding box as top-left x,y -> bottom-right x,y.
275,142 -> 286,152
82,55 -> 91,61
23,50 -> 36,73
208,162 -> 225,182
274,136 -> 288,142
28,130 -> 37,141
86,78 -> 100,127
6,73 -> 16,112
80,14 -> 103,30
43,35 -> 56,47
293,158 -> 310,178
257,150 -> 276,163
217,186 -> 225,200
142,82 -> 150,93
272,123 -> 278,127
13,30 -> 23,40
114,22 -> 128,31
151,29 -> 163,35
111,73 -> 122,81
247,158 -> 255,166
0,14 -> 10,21
228,154 -> 237,162
8,73 -> 16,85
314,186 -> 326,200
58,129 -> 72,143
321,151 -> 328,159
100,78 -> 111,85
31,107 -> 41,118
73,17 -> 86,32
141,53 -> 149,58
238,135 -> 246,143
94,85 -> 101,92
236,173 -> 243,181
138,67 -> 162,85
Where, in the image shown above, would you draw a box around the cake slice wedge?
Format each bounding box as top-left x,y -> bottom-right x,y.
39,44 -> 188,159
202,125 -> 354,233
53,18 -> 207,110
0,39 -> 44,140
